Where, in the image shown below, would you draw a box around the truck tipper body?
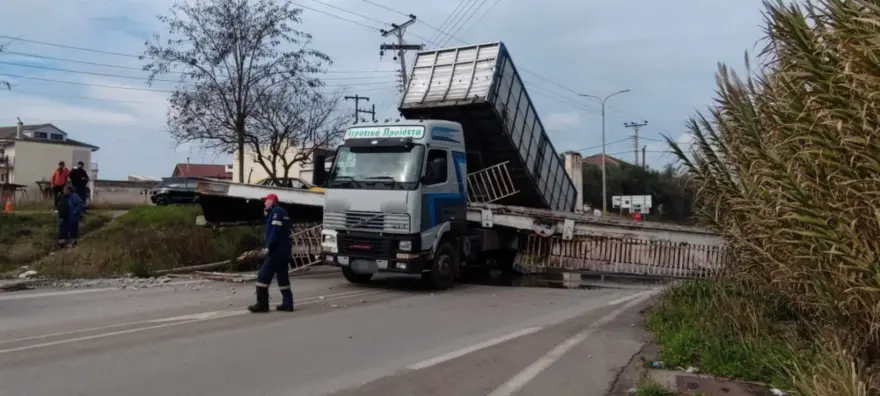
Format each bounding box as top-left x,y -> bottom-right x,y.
400,42 -> 577,212
318,42 -> 578,289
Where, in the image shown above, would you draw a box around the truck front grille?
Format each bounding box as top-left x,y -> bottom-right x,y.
338,234 -> 394,257
323,211 -> 409,232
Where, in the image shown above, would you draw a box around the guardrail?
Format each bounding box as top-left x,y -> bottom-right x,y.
518,233 -> 726,279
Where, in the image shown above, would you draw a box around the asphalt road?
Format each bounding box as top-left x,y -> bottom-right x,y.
0,272 -> 656,396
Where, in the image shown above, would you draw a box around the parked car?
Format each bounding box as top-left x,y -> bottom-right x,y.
150,177 -> 202,205
253,177 -> 325,193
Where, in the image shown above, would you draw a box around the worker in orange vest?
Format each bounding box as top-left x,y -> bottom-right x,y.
51,161 -> 70,209
632,211 -> 642,222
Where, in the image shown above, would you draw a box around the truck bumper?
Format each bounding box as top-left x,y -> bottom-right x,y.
321,251 -> 431,274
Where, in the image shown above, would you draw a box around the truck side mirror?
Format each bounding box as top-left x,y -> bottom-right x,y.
312,153 -> 328,187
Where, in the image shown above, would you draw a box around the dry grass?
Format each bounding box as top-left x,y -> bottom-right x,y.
0,211 -> 113,275
37,205 -> 263,278
656,0 -> 880,394
12,200 -> 148,211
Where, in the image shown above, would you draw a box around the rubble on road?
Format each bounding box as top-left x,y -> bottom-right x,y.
1,275 -> 181,292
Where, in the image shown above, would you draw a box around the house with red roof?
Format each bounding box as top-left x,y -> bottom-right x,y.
171,163 -> 232,180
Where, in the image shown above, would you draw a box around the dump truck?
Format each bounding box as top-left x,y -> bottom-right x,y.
196,42 -> 658,289
316,42 -> 579,288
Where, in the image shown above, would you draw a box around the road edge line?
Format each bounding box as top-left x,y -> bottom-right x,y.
486,288 -> 660,396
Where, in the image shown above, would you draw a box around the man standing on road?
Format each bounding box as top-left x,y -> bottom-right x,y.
248,193 -> 294,313
69,161 -> 90,206
50,161 -> 70,209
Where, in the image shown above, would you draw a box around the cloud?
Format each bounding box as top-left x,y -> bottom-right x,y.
0,94 -> 138,126
0,0 -> 769,179
543,112 -> 582,130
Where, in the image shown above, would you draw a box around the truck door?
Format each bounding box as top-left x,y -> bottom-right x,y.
420,148 -> 466,248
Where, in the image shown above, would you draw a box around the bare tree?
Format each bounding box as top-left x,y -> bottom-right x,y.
141,0 -> 330,182
245,84 -> 347,184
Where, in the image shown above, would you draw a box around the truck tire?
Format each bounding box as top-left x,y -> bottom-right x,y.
423,241 -> 457,290
341,266 -> 373,284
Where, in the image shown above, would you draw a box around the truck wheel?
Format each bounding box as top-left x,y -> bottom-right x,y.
423,241 -> 457,290
155,195 -> 170,206
342,266 -> 373,284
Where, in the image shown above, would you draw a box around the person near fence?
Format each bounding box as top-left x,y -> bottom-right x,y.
50,161 -> 70,209
248,193 -> 294,313
56,185 -> 84,247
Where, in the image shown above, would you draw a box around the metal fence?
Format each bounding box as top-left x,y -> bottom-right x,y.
290,224 -> 323,270
466,161 -> 519,204
518,233 -> 726,278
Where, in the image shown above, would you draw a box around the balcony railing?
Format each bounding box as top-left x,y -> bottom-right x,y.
0,156 -> 12,167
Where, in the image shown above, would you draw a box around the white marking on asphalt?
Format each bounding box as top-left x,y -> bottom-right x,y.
486,289 -> 659,396
0,281 -> 201,301
406,326 -> 543,371
0,290 -> 383,351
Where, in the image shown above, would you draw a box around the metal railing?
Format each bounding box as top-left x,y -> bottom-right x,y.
518,233 -> 726,279
290,223 -> 323,271
467,161 -> 519,204
0,156 -> 12,167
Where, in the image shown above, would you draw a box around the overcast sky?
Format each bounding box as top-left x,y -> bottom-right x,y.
0,0 -> 764,179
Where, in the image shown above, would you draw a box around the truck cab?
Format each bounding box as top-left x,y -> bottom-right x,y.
320,120 -> 471,289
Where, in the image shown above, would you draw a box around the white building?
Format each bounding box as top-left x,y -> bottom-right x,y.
231,146 -> 335,184
0,122 -> 99,200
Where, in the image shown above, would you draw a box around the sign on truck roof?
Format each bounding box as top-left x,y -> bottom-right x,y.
344,126 -> 425,140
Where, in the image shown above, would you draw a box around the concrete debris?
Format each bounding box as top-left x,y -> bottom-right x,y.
21,275 -> 178,290
685,366 -> 700,373
18,270 -> 38,279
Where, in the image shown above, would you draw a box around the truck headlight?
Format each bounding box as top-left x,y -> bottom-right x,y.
323,234 -> 337,244
398,240 -> 412,251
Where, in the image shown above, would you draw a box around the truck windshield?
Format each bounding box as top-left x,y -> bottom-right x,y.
328,145 -> 425,189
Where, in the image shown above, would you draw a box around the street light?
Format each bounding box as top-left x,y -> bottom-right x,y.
579,89 -> 630,214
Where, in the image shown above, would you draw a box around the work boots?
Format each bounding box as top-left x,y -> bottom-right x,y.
248,286 -> 270,313
276,289 -> 294,312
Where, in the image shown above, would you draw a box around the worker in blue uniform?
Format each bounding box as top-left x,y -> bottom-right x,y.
248,193 -> 294,313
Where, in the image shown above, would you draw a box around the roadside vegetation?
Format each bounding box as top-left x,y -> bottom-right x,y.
36,205 -> 262,278
0,211 -> 113,275
647,1 -> 880,395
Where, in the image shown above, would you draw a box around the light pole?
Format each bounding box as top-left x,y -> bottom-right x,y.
579,89 -> 630,214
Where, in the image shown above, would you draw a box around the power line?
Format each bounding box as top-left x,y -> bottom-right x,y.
306,0 -> 387,26
358,0 -> 408,17
426,0 -> 470,46
0,60 -> 400,83
0,73 -> 173,92
5,6 -> 645,125
0,88 -> 166,104
0,72 -> 401,92
2,82 -> 398,105
1,50 -> 399,75
439,0 -> 487,47
458,0 -> 505,38
572,137 -> 633,153
0,35 -> 141,59
290,2 -> 381,30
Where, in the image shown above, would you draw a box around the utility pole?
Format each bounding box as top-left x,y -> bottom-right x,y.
344,95 -> 371,124
579,89 -> 630,214
380,14 -> 423,91
642,146 -> 646,168
624,121 -> 648,166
